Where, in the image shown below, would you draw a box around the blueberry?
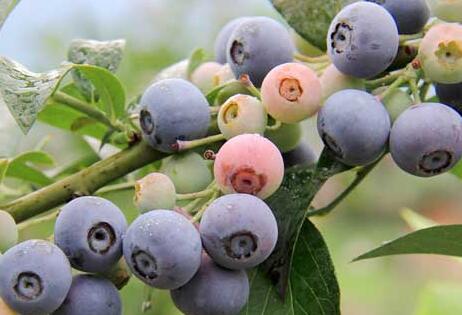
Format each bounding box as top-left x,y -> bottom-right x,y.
54,196 -> 127,273
200,194 -> 278,270
365,0 -> 429,34
378,88 -> 413,121
317,89 -> 391,166
191,62 -> 222,93
214,17 -> 249,64
214,134 -> 284,199
53,275 -> 121,315
265,122 -> 302,153
123,210 -> 202,289
327,2 -> 399,78
134,172 -> 177,213
0,210 -> 18,253
390,103 -> 462,177
218,94 -> 267,139
282,143 -> 318,168
320,64 -> 365,100
427,0 -> 462,23
227,16 -> 295,87
435,82 -> 462,114
261,62 -> 322,123
160,152 -> 213,194
171,254 -> 249,315
0,240 -> 72,315
419,23 -> 462,84
139,79 -> 210,153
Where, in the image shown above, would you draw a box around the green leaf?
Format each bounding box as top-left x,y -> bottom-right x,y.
68,39 -> 125,100
270,0 -> 345,50
0,57 -> 73,133
70,116 -> 99,132
186,48 -> 207,79
0,158 -> 8,184
0,56 -> 126,134
242,152 -> 349,314
38,84 -> 108,139
0,0 -> 20,30
242,220 -> 340,315
354,225 -> 462,262
77,65 -> 126,120
6,151 -> 54,186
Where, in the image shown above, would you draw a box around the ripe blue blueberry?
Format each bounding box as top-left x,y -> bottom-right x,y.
282,143 -> 318,168
327,2 -> 399,78
54,196 -> 127,273
139,79 -> 210,153
317,89 -> 391,166
435,82 -> 462,115
0,240 -> 72,315
200,194 -> 278,270
365,0 -> 430,34
390,103 -> 462,177
123,210 -> 202,289
53,275 -> 121,315
171,254 -> 249,315
227,16 -> 295,87
214,17 -> 249,64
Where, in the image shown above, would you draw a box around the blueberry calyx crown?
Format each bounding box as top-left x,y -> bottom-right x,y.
223,231 -> 258,260
14,272 -> 43,301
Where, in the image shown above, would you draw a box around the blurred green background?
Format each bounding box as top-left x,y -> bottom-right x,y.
2,1 -> 462,314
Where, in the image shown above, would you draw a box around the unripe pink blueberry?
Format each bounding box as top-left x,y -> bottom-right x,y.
320,64 -> 365,100
261,62 -> 322,123
134,172 -> 176,213
218,94 -> 267,139
213,134 -> 284,199
191,62 -> 222,93
419,23 -> 462,84
213,63 -> 235,86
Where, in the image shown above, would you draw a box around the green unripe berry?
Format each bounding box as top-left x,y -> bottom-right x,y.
0,210 -> 18,253
160,152 -> 212,194
265,123 -> 302,153
218,94 -> 267,139
134,172 -> 176,213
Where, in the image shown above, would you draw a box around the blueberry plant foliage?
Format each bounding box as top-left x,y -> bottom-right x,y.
2,0 -> 462,314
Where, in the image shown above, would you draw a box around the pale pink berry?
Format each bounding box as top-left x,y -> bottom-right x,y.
213,134 -> 284,199
261,62 -> 322,123
191,62 -> 222,93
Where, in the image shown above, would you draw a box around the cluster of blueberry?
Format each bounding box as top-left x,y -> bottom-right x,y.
0,134 -> 282,315
2,0 -> 462,314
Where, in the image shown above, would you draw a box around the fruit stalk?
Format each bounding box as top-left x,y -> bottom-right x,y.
53,91 -> 126,132
1,141 -> 165,223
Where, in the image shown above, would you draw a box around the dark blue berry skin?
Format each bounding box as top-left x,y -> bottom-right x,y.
390,103 -> 462,177
365,0 -> 430,34
54,196 -> 127,273
0,240 -> 72,315
200,194 -> 278,270
139,79 -> 210,153
317,89 -> 391,166
171,254 -> 249,315
226,16 -> 295,87
53,275 -> 121,315
282,143 -> 317,168
435,82 -> 462,115
123,210 -> 202,289
327,2 -> 399,78
214,17 -> 248,64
